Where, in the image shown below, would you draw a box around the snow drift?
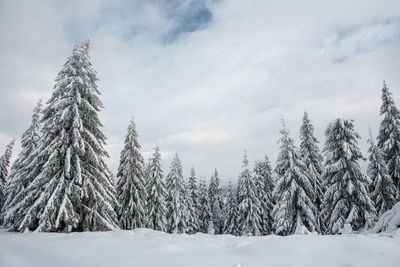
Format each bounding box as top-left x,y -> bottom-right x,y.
371,201 -> 400,234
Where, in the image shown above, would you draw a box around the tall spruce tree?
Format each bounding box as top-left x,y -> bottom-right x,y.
186,167 -> 200,233
146,146 -> 167,231
367,131 -> 396,217
4,40 -> 119,232
198,177 -> 212,233
184,179 -> 198,233
0,139 -> 15,224
2,100 -> 42,226
116,117 -> 147,229
377,81 -> 400,199
273,120 -> 319,235
237,152 -> 261,236
223,181 -> 239,235
253,155 -> 274,235
299,111 -> 324,230
208,169 -> 225,234
321,119 -> 376,234
165,153 -> 187,233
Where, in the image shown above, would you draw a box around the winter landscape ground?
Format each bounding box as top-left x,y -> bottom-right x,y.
1,228 -> 399,267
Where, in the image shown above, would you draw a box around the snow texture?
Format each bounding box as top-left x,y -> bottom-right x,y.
0,228 -> 399,267
371,201 -> 400,234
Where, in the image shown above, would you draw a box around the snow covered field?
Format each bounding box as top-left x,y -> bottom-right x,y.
1,229 -> 399,267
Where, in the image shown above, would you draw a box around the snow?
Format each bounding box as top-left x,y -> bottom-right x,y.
371,201 -> 400,234
0,229 -> 399,267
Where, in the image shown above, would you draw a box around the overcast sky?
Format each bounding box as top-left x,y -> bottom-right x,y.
1,0 -> 400,184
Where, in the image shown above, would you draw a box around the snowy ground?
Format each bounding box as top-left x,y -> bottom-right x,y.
1,228 -> 399,267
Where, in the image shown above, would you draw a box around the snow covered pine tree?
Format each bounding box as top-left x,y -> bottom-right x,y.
223,181 -> 239,235
208,169 -> 225,234
273,120 -> 319,235
185,167 -> 200,233
253,155 -> 274,235
299,111 -> 324,230
321,119 -> 376,234
198,177 -> 212,233
116,117 -> 147,229
146,146 -> 168,232
166,153 -> 187,233
377,81 -> 400,199
2,100 -> 41,226
0,140 -> 15,224
4,40 -> 119,232
237,152 -> 261,236
367,131 -> 396,217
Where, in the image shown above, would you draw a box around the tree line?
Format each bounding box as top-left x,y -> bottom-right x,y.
0,40 -> 398,235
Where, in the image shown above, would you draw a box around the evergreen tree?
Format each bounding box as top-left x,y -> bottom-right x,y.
116,117 -> 147,229
367,131 -> 396,217
2,100 -> 42,226
184,179 -> 198,233
299,111 -> 324,230
237,152 -> 261,236
186,167 -> 200,233
321,119 -> 376,234
198,177 -> 212,233
165,153 -> 187,233
299,111 -> 324,208
377,81 -> 400,199
146,146 -> 167,232
223,181 -> 239,235
4,40 -> 119,232
143,155 -> 152,187
273,120 -> 319,235
253,155 -> 274,235
208,169 -> 225,234
0,139 -> 15,224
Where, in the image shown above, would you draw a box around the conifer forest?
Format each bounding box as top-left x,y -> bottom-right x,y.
0,40 -> 399,237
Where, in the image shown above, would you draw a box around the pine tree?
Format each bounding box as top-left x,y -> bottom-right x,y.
2,100 -> 42,226
223,181 -> 239,235
237,152 -> 261,236
0,139 -> 15,224
198,177 -> 212,233
186,167 -> 200,233
116,117 -> 147,229
146,146 -> 167,232
273,120 -> 318,235
321,119 -> 376,234
208,169 -> 225,234
377,81 -> 400,199
5,40 -> 119,232
165,153 -> 187,233
253,155 -> 274,235
299,111 -> 324,229
367,131 -> 396,217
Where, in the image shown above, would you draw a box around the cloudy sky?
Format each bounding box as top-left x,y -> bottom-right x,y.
1,0 -> 400,184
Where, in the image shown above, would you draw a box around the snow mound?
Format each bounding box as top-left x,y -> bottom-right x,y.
371,201 -> 400,234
